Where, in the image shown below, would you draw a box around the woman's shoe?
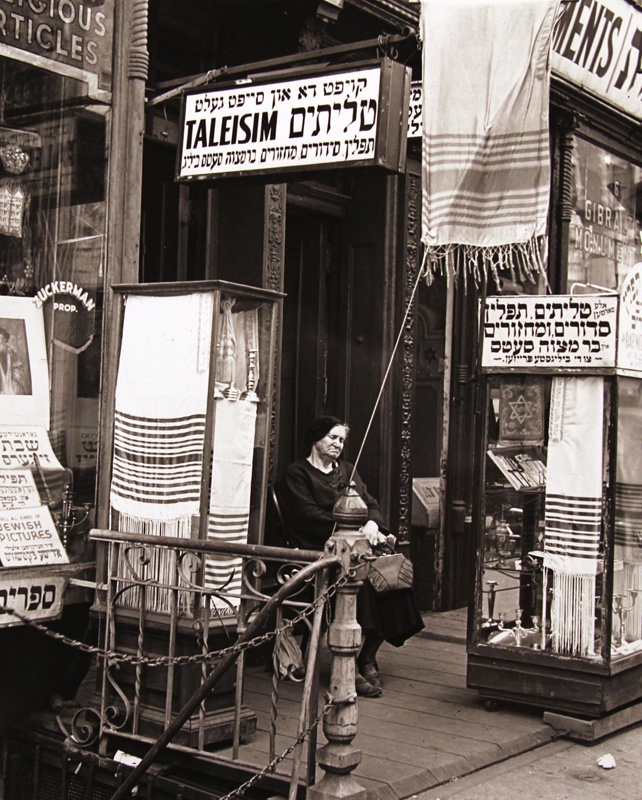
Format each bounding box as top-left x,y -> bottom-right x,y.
359,662 -> 383,689
356,673 -> 382,698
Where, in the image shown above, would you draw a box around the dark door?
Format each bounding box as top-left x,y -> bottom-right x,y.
277,209 -> 343,477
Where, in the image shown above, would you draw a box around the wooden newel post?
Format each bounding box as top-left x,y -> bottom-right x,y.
308,482 -> 370,800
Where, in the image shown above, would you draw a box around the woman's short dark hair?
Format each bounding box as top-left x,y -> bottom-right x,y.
304,415 -> 349,451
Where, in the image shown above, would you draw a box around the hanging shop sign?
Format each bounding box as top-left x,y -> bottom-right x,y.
407,81 -> 422,139
481,294 -> 619,371
552,0 -> 642,121
0,0 -> 114,101
177,58 -> 411,181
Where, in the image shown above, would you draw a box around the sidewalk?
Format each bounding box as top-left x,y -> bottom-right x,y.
416,722 -> 642,800
242,606 -> 560,800
341,606 -> 560,799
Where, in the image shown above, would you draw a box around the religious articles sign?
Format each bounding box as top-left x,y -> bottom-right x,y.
0,0 -> 114,100
0,574 -> 66,628
481,294 -> 618,371
0,468 -> 41,509
177,58 -> 410,180
0,505 -> 68,567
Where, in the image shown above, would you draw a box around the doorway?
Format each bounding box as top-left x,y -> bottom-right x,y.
277,206 -> 344,477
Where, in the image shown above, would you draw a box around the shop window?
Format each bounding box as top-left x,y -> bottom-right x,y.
0,57 -> 106,514
569,137 -> 642,291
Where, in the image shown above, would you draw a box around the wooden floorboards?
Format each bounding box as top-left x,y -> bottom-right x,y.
219,608 -> 556,800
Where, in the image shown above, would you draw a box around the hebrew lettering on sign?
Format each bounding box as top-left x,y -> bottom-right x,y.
481,295 -> 618,370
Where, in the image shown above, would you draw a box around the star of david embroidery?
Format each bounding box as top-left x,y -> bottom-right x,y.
508,394 -> 534,424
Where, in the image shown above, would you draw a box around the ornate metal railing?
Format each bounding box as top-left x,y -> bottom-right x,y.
3,522 -> 373,800
82,530 -> 341,796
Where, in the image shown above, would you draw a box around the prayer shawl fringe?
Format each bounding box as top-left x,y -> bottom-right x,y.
420,0 -> 560,285
544,377 -> 603,658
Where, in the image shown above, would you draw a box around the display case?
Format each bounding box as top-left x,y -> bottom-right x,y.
467,283 -> 642,720
106,279 -> 281,558
92,279 -> 282,745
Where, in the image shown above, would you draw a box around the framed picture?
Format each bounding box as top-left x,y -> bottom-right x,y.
0,296 -> 49,428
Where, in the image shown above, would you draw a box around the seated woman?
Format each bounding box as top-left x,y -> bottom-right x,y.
278,415 -> 424,698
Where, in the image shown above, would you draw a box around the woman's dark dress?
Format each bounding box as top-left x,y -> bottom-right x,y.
279,458 -> 424,647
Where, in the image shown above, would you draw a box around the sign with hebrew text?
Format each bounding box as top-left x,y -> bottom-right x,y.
0,575 -> 66,628
177,59 -> 410,180
481,295 -> 618,371
0,468 -> 40,510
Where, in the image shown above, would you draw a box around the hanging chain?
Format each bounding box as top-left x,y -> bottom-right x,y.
218,699 -> 336,800
0,571 -> 349,668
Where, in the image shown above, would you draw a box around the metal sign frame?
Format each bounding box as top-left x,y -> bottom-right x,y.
176,57 -> 411,182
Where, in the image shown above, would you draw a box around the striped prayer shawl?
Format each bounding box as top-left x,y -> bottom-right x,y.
204,399 -> 257,613
112,411 -> 206,507
420,0 -> 560,283
110,293 -> 213,530
544,377 -> 604,657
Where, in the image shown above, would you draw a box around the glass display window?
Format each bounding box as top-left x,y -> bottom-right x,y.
568,136 -> 642,291
0,56 -> 107,567
474,373 -> 611,663
613,376 -> 642,660
105,281 -> 282,616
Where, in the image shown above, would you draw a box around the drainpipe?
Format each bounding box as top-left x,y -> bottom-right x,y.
435,276 -> 454,610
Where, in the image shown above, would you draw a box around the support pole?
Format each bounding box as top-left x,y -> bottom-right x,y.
308,483 -> 371,800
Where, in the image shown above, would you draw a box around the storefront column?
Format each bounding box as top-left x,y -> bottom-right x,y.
97,0 -> 149,528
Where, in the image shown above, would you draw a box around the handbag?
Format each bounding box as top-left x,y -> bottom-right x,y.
366,548 -> 414,593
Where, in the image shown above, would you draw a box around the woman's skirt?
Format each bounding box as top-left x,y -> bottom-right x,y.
357,580 -> 424,647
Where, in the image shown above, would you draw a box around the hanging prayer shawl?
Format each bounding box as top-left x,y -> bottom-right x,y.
420,0 -> 560,283
205,399 -> 257,614
544,377 -> 603,657
110,293 -> 213,537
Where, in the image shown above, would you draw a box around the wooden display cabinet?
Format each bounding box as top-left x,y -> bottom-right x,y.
467,289 -> 642,721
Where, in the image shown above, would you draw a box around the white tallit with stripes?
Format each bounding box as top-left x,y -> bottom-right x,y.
111,293 -> 213,536
420,0 -> 560,283
544,377 -> 603,657
205,399 -> 257,614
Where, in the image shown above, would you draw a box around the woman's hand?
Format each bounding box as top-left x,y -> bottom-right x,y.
360,520 -> 387,547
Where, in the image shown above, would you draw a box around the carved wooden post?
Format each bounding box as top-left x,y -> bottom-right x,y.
308,483 -> 370,800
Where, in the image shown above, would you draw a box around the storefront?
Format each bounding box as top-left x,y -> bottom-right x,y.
0,0 -> 116,730
465,0 -> 642,721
